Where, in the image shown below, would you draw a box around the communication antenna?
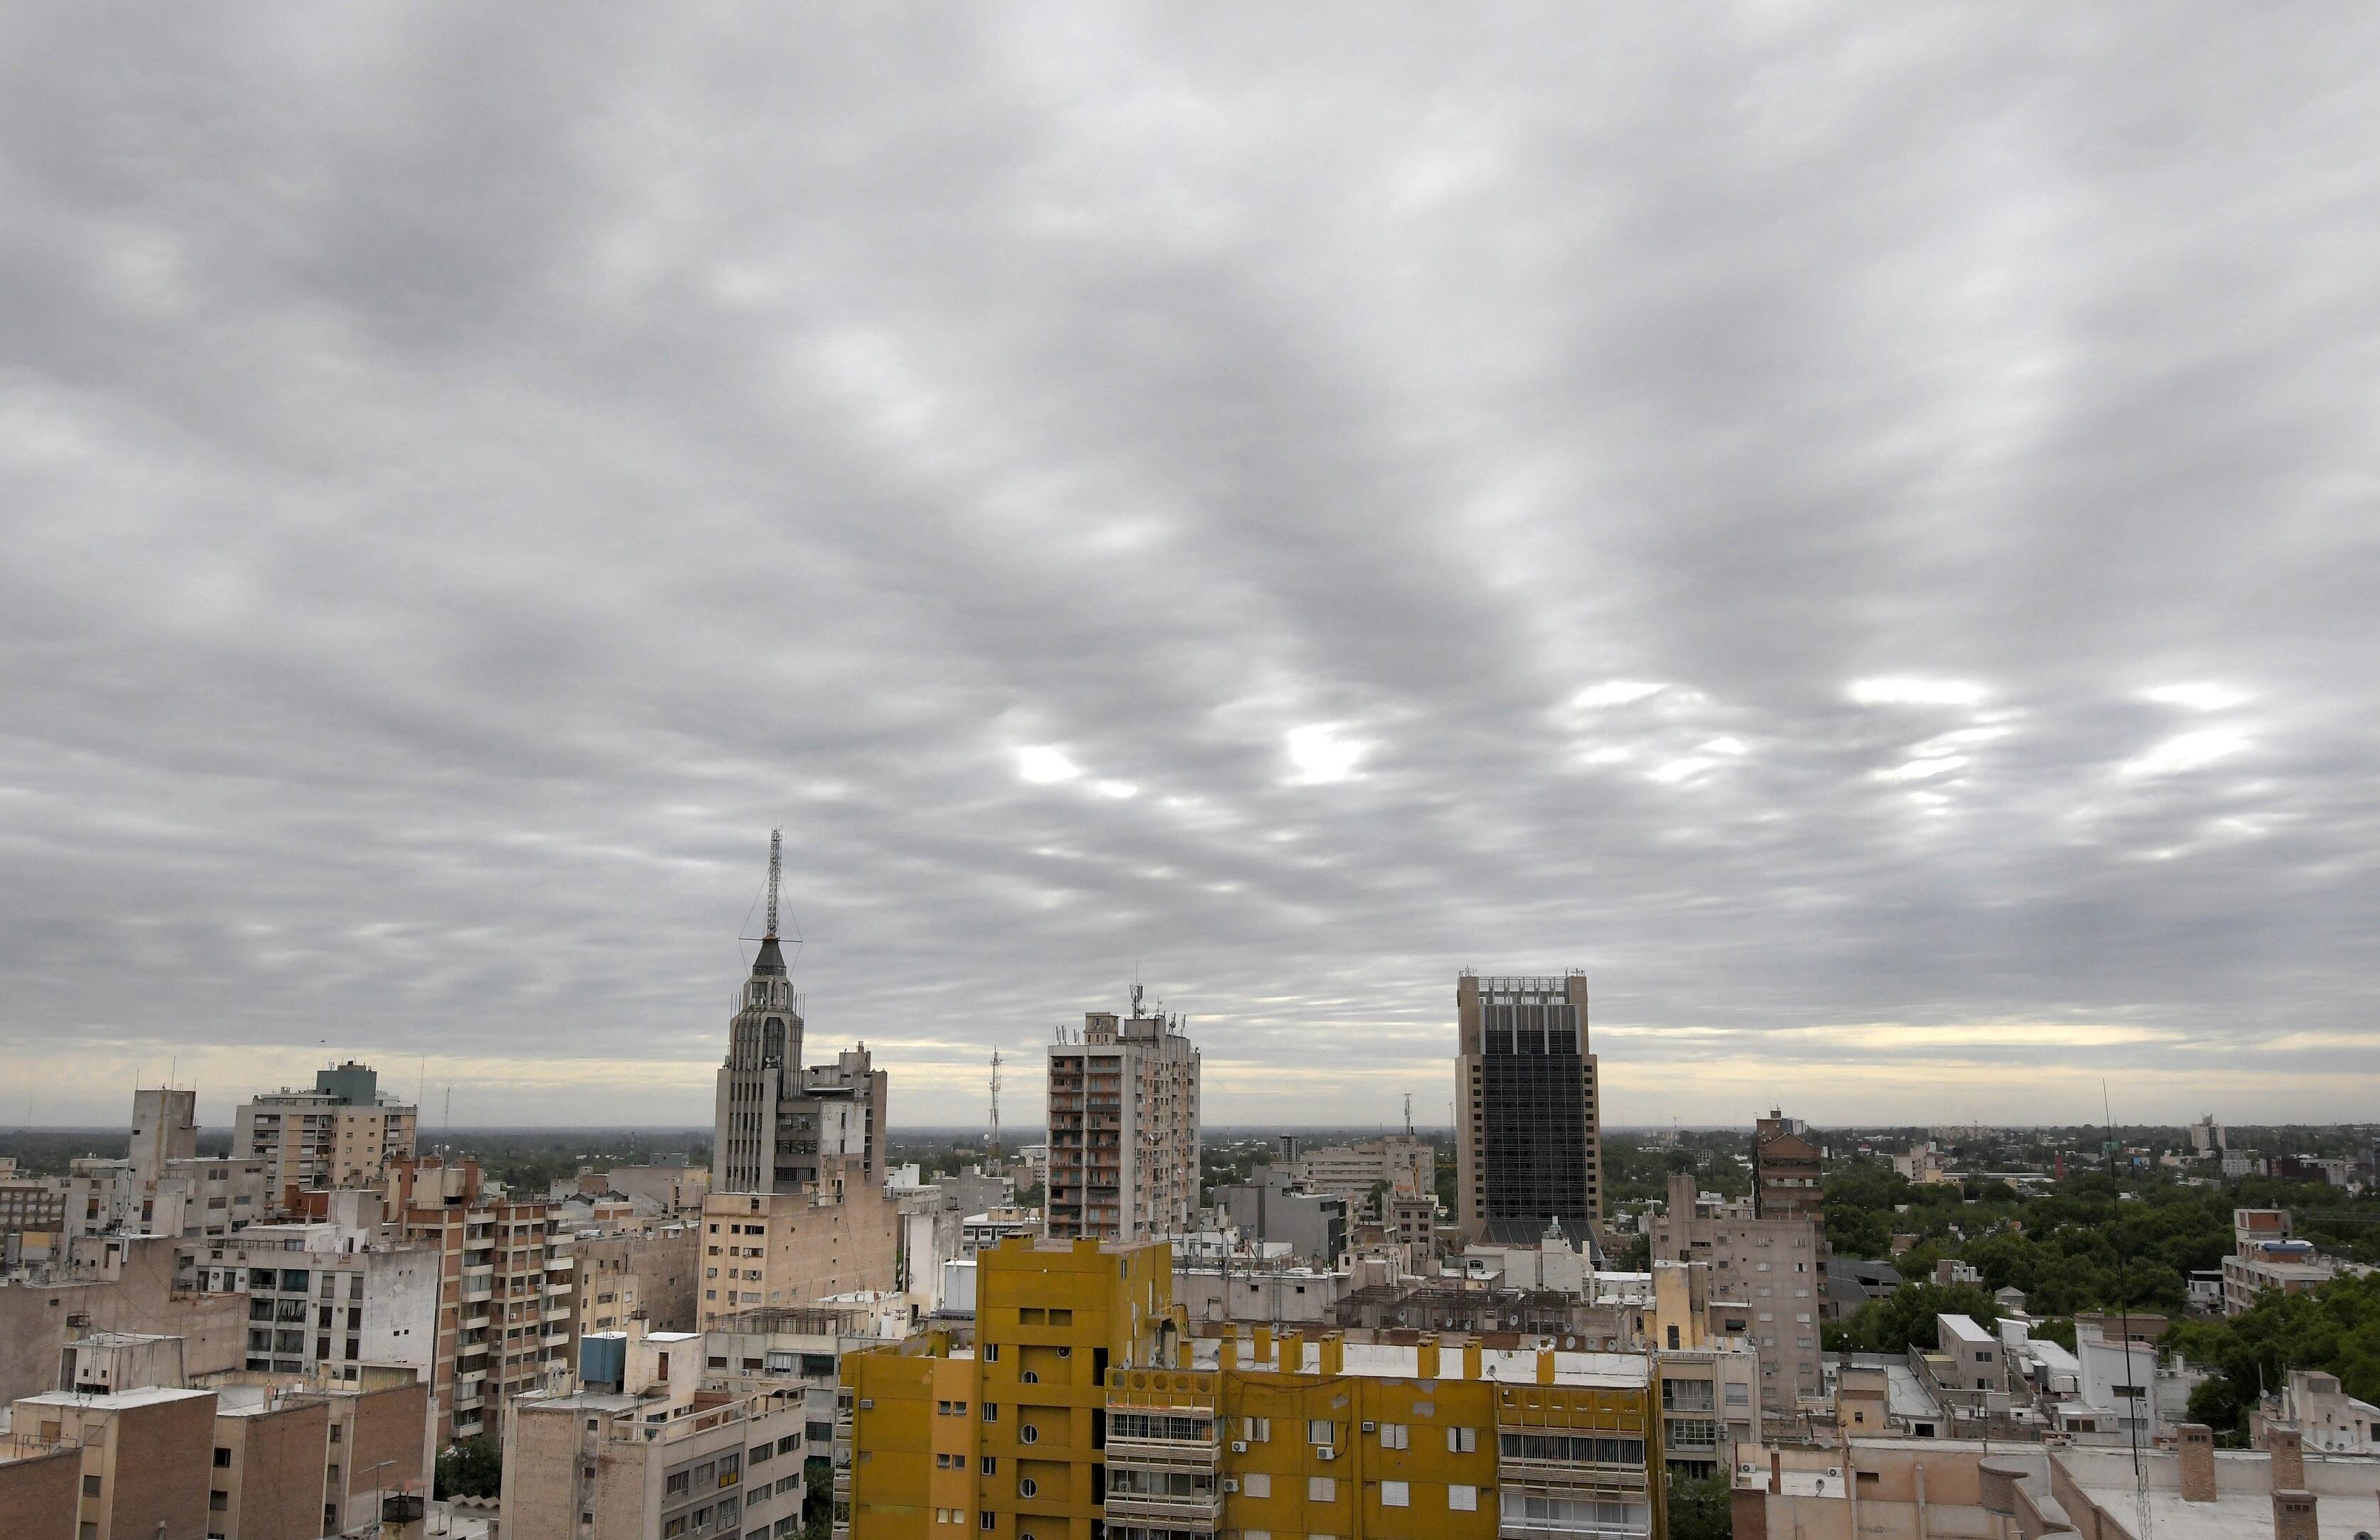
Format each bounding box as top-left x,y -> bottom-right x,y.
988,1049 -> 1003,1163
2103,1081 -> 2152,1539
765,828 -> 782,939
1404,1093 -> 1414,1139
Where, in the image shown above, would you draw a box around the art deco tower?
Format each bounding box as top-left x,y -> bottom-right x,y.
712,831 -> 886,1194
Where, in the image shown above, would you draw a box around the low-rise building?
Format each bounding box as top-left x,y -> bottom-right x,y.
0,1431 -> 80,1540
1215,1168 -> 1347,1264
6,1385 -> 216,1540
2257,1369 -> 2380,1455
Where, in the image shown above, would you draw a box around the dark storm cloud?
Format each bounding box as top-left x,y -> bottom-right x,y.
4,3 -> 2378,1126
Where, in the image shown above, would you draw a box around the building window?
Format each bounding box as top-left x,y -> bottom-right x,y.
1448,1484 -> 1477,1511
1381,1480 -> 1409,1507
1446,1426 -> 1477,1453
1308,1476 -> 1336,1502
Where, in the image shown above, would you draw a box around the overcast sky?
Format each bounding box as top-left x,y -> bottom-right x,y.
4,6 -> 2377,1134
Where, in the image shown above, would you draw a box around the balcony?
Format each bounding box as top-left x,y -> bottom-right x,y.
1104,1487 -> 1222,1529
1492,1455 -> 1652,1492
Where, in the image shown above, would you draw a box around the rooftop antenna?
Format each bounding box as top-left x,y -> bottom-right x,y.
765,828 -> 782,939
988,1049 -> 1003,1164
1404,1093 -> 1414,1139
2104,1079 -> 2152,1540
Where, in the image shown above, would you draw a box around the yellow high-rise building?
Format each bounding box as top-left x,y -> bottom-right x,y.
841,1237 -> 1664,1540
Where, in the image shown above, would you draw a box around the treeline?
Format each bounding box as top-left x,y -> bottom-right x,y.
1819,1159 -> 2380,1438
1825,1163 -> 2380,1315
2172,1272 -> 2380,1443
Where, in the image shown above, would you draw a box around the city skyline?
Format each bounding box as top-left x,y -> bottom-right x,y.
8,10 -> 2380,1129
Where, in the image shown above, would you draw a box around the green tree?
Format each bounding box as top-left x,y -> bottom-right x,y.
1666,1469 -> 1731,1540
435,1436 -> 502,1499
2168,1272 -> 2380,1443
1824,1283 -> 2001,1356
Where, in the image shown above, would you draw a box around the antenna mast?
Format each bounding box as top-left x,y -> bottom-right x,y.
765,828 -> 782,939
1404,1092 -> 1414,1139
988,1049 -> 1003,1164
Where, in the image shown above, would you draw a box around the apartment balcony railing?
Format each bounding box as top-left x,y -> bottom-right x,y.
1103,1488 -> 1223,1529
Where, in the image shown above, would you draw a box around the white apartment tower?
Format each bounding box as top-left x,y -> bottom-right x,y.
712,831 -> 888,1195
1043,985 -> 1201,1243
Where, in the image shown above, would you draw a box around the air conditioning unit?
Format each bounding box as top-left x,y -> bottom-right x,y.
1318,1447 -> 1337,1462
1222,1479 -> 1239,1493
1361,1421 -> 1377,1433
1230,1441 -> 1247,1453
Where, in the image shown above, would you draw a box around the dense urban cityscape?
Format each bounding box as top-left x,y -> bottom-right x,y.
8,9 -> 2377,1540
1,839 -> 2376,1539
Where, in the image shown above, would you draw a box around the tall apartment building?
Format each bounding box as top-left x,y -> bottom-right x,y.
382,1157 -> 578,1444
1043,986 -> 1201,1244
232,1061 -> 418,1195
1454,972 -> 1602,1244
1649,1173 -> 1824,1417
712,840 -> 888,1195
841,1236 -> 1665,1540
1752,1109 -> 1824,1224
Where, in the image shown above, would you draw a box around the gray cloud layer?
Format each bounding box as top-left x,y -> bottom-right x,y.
4,5 -> 2377,1127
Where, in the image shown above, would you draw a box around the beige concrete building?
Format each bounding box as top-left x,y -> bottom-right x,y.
130,1088 -> 200,1190
1734,1425 -> 2374,1540
233,1061 -> 418,1195
205,1368 -> 432,1540
210,1391 -> 330,1540
1294,1135 -> 1434,1207
8,1385 -> 217,1540
576,1222 -> 701,1335
1455,972 -> 1603,1244
0,1234 -> 248,1406
384,1158 -> 577,1444
0,1434 -> 80,1540
697,1175 -> 900,1330
501,1326 -> 811,1540
1650,1172 -> 1824,1417
1043,985 -> 1201,1243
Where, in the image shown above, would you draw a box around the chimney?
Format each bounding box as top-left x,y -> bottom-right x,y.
2271,1487 -> 2317,1540
2266,1424 -> 2305,1492
2177,1423 -> 2217,1503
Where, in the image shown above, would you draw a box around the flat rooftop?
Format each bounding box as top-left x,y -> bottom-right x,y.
15,1386 -> 214,1412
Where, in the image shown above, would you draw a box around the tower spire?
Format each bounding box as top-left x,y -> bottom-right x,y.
766,828 -> 782,939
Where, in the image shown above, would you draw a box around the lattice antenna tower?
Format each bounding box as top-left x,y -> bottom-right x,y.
1404,1092 -> 1414,1138
987,1049 -> 1003,1163
765,828 -> 782,939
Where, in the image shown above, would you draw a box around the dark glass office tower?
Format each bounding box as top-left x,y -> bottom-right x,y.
1455,972 -> 1601,1244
